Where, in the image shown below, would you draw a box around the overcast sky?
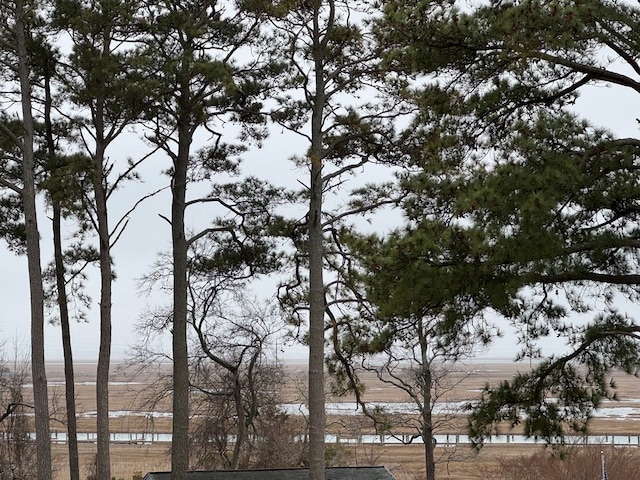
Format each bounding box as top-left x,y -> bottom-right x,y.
1,53 -> 640,365
0,120 -> 310,361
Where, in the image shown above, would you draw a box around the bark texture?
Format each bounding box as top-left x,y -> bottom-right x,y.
171,119 -> 191,480
15,0 -> 52,477
307,9 -> 328,472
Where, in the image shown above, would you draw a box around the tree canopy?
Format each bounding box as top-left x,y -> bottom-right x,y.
376,0 -> 640,447
3,1 -> 640,477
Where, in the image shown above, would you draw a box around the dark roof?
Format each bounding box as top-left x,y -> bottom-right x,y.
143,466 -> 397,480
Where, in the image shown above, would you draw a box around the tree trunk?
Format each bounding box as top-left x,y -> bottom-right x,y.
15,1 -> 52,478
307,42 -> 327,480
53,203 -> 81,480
171,119 -> 191,480
422,381 -> 436,480
419,323 -> 436,480
307,156 -> 325,479
93,143 -> 112,480
86,54 -> 112,473
306,2 -> 336,476
45,70 -> 81,480
91,26 -> 115,478
230,373 -> 245,470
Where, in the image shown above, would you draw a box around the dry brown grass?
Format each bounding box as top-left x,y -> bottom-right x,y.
41,361 -> 640,480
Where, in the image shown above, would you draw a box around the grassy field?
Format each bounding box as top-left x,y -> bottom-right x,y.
42,361 -> 640,480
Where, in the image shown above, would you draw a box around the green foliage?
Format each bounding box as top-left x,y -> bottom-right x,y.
469,310 -> 640,447
54,0 -> 153,123
380,0 -> 640,128
137,0 -> 269,142
375,0 -> 640,450
38,153 -> 92,216
0,195 -> 26,253
0,114 -> 30,252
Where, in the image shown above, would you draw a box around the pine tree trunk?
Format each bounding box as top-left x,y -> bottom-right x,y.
308,52 -> 326,480
91,115 -> 112,480
53,203 -> 81,480
308,156 -> 325,480
93,152 -> 112,480
15,1 -> 52,477
171,120 -> 191,480
45,73 -> 81,480
419,323 -> 436,480
423,401 -> 436,480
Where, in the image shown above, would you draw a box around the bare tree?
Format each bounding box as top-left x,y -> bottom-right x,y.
484,444 -> 640,480
132,200 -> 289,470
329,302 -> 495,480
188,294 -> 289,470
338,342 -> 475,480
250,403 -> 307,469
0,361 -> 37,480
131,293 -> 298,470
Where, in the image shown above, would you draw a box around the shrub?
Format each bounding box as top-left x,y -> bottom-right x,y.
484,444 -> 640,480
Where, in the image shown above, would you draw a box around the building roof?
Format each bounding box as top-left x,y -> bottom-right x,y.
143,466 -> 397,480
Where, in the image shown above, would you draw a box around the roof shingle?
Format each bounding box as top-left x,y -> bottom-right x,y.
143,466 -> 397,480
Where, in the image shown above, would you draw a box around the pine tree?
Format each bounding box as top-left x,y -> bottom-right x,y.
260,1 -> 399,476
377,0 -> 640,446
135,3 -> 268,477
53,1 -> 151,476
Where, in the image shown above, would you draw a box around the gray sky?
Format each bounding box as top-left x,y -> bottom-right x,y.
1,51 -> 640,365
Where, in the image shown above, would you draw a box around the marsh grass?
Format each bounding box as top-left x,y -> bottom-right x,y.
45,362 -> 640,480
